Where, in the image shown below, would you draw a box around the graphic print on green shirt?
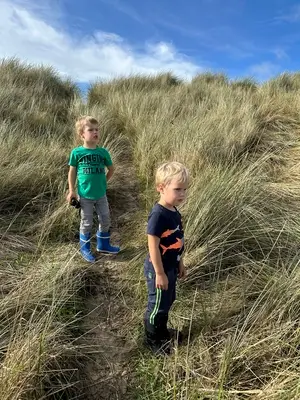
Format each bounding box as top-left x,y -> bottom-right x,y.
68,146 -> 112,200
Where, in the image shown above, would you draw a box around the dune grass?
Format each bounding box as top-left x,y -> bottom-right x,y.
0,59 -> 129,399
89,72 -> 300,399
2,58 -> 300,398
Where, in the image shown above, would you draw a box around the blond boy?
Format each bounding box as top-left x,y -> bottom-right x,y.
67,116 -> 119,262
144,162 -> 188,354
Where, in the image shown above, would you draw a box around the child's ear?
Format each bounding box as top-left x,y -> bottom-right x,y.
156,183 -> 164,193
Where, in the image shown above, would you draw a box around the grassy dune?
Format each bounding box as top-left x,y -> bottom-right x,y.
89,72 -> 300,399
2,58 -> 300,399
0,59 -> 127,399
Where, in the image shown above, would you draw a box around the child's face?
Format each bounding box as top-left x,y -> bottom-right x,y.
158,179 -> 188,207
81,123 -> 99,145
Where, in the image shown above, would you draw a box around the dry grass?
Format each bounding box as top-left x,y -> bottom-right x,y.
3,57 -> 300,399
88,72 -> 300,398
0,59 -> 131,399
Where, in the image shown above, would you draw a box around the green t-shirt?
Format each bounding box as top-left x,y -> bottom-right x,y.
68,146 -> 113,200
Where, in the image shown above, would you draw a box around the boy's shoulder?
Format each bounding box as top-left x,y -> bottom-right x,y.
148,203 -> 164,215
70,146 -> 83,153
148,203 -> 181,220
96,146 -> 111,154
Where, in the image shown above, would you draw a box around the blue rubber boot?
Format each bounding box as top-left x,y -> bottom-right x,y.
96,231 -> 120,254
79,233 -> 96,262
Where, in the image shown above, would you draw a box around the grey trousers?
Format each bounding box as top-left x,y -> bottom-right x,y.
79,196 -> 111,235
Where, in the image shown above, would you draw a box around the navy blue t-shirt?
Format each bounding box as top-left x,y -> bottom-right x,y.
145,203 -> 184,271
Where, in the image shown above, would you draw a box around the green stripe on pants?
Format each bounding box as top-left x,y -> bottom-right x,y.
149,288 -> 162,325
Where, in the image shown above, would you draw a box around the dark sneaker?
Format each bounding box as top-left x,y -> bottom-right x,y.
144,336 -> 171,356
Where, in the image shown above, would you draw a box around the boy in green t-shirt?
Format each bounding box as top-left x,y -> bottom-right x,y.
67,115 -> 120,262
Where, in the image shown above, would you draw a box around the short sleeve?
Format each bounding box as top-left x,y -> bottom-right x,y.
147,212 -> 166,238
102,148 -> 113,167
68,150 -> 77,167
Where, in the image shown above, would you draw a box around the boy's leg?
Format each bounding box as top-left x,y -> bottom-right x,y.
80,198 -> 94,235
166,268 -> 183,344
158,268 -> 177,341
95,195 -> 111,233
144,264 -> 165,352
144,266 -> 177,353
79,198 -> 95,262
95,196 -> 120,253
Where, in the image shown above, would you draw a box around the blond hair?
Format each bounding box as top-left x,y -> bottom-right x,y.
75,115 -> 99,137
155,162 -> 189,186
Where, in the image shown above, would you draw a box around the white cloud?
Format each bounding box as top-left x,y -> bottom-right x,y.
248,62 -> 280,81
147,42 -> 176,60
0,0 -> 203,82
94,32 -> 124,43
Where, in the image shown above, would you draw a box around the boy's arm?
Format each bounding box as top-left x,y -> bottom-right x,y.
103,148 -> 114,181
178,258 -> 186,279
106,165 -> 115,181
67,166 -> 77,202
148,235 -> 168,290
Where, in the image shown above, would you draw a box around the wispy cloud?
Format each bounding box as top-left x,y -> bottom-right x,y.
98,0 -> 145,24
275,4 -> 300,23
8,0 -> 63,23
248,62 -> 280,81
0,0 -> 203,82
272,47 -> 289,60
156,19 -> 205,39
156,19 -> 255,59
219,43 -> 254,59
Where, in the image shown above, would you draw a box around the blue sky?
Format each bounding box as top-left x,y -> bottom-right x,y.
1,0 -> 300,85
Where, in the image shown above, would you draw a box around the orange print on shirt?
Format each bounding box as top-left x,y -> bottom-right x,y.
160,237 -> 183,255
161,225 -> 180,238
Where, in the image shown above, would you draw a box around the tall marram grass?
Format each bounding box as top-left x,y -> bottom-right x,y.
4,56 -> 300,399
0,59 -> 130,399
90,72 -> 300,399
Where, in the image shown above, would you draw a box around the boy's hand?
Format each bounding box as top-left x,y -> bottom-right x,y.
156,272 -> 168,290
178,262 -> 186,279
67,191 -> 77,204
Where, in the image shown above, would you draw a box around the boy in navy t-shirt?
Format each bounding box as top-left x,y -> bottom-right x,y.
144,162 -> 189,355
